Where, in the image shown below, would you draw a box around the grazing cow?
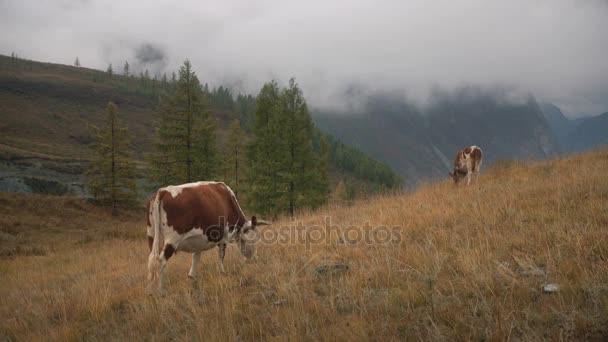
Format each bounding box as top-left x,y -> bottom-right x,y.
146,181 -> 269,292
449,145 -> 483,185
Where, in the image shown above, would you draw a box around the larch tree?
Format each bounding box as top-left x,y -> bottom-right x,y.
224,119 -> 246,196
74,57 -> 80,67
149,59 -> 218,187
87,102 -> 137,215
107,63 -> 113,78
277,78 -> 318,215
248,80 -> 283,215
248,78 -> 328,216
123,61 -> 130,77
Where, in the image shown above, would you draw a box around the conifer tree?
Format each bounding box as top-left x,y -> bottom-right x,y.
277,78 -> 317,215
107,63 -> 113,78
123,61 -> 129,77
87,102 -> 137,215
248,78 -> 328,216
248,80 -> 283,215
74,57 -> 80,67
224,119 -> 245,196
149,60 -> 218,187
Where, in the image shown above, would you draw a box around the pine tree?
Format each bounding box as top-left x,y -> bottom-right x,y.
87,102 -> 137,215
123,61 -> 129,77
107,63 -> 113,78
149,60 -> 218,187
74,57 -> 80,67
248,80 -> 283,215
224,119 -> 245,196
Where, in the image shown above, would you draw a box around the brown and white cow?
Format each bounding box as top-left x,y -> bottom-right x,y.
146,181 -> 269,292
448,145 -> 483,185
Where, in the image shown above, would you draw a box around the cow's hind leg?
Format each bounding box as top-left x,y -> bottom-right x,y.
159,244 -> 175,292
218,242 -> 227,273
188,252 -> 201,278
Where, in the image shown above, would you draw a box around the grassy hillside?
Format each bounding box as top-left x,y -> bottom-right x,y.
1,148 -> 607,340
0,54 -> 400,197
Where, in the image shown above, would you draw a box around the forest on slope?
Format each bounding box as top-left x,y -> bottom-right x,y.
0,54 -> 400,204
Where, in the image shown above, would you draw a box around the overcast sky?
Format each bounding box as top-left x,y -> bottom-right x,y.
1,0 -> 607,116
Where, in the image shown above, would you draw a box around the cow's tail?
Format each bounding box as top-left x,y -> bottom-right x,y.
147,192 -> 162,282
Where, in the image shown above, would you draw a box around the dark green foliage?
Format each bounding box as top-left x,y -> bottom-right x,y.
148,60 -> 218,187
210,86 -> 235,112
223,119 -> 246,196
236,93 -> 256,132
248,80 -> 283,215
314,131 -> 402,190
248,78 -> 330,216
0,54 -> 402,204
87,102 -> 137,215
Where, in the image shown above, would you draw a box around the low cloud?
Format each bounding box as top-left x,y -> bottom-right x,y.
0,0 -> 607,116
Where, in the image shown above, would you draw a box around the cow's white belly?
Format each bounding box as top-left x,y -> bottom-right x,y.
176,229 -> 217,253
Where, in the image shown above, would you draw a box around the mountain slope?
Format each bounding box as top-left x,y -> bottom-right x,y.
315,91 -> 559,187
539,103 -> 608,153
0,55 -> 399,197
566,112 -> 608,152
539,102 -> 575,148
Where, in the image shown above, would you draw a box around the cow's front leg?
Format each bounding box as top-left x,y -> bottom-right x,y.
466,172 -> 472,185
188,252 -> 201,278
218,242 -> 227,273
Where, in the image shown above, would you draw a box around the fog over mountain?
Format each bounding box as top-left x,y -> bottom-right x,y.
1,0 -> 607,116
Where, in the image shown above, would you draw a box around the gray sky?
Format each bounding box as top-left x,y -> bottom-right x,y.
1,0 -> 607,117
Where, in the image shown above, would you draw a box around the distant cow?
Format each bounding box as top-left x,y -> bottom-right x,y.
449,145 -> 483,185
146,181 -> 269,292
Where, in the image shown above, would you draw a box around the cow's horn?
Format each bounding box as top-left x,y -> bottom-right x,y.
256,219 -> 271,226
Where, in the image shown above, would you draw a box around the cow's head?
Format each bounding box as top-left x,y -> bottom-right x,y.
238,216 -> 270,261
449,170 -> 465,184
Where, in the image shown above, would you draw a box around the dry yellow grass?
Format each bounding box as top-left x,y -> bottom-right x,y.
1,149 -> 608,341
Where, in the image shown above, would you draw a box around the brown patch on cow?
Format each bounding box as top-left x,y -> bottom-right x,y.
148,236 -> 154,252
158,183 -> 248,239
463,146 -> 472,155
453,151 -> 464,169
